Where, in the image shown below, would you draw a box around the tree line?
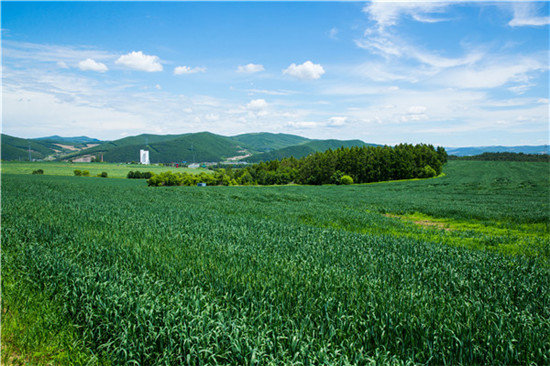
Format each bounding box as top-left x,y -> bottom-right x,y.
145,144 -> 447,187
449,152 -> 549,162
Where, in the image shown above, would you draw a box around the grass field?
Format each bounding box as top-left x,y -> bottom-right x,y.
0,161 -> 208,179
2,161 -> 549,364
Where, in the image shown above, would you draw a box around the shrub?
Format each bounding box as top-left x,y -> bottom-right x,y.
32,169 -> 44,175
73,170 -> 82,176
128,171 -> 154,179
82,170 -> 90,177
340,175 -> 353,185
420,165 -> 437,178
100,172 -> 108,178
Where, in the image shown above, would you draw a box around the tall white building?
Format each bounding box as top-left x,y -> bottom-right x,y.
140,150 -> 150,165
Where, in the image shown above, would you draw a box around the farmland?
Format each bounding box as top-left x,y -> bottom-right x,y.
2,161 -> 549,364
0,161 -> 208,179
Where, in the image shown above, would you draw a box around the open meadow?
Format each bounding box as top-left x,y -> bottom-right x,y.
2,160 -> 549,365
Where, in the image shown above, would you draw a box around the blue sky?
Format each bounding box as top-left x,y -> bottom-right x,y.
2,1 -> 549,146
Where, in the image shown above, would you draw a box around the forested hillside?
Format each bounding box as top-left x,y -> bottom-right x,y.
244,139 -> 375,163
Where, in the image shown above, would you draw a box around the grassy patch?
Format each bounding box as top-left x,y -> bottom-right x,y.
381,211 -> 550,259
1,272 -> 109,365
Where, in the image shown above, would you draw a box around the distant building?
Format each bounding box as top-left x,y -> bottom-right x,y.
197,183 -> 207,187
140,150 -> 150,165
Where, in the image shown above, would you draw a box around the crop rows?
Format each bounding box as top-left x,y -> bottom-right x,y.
2,164 -> 549,364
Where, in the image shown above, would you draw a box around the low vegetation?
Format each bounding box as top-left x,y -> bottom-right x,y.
2,160 -> 548,364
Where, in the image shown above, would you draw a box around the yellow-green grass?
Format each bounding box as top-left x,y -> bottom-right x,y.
0,161 -> 209,179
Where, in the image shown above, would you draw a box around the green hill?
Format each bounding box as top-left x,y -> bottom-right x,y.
231,133 -> 311,153
66,132 -> 242,163
3,132 -> 375,164
1,134 -> 105,161
33,135 -> 101,144
1,134 -> 57,161
245,139 -> 375,163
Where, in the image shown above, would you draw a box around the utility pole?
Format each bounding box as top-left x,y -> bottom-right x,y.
28,142 -> 32,162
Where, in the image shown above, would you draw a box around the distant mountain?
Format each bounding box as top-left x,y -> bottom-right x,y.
33,135 -> 102,144
64,132 -> 242,163
244,139 -> 376,163
6,130 -> 546,163
446,145 -> 549,157
1,134 -> 103,161
60,132 -> 374,164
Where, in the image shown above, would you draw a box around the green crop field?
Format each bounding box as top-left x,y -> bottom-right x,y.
2,161 -> 549,365
1,161 -> 208,179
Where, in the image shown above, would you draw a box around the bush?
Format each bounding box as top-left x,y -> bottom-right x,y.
100,172 -> 108,178
128,171 -> 154,179
73,170 -> 82,176
420,165 -> 437,178
32,169 -> 44,175
340,175 -> 354,185
82,170 -> 90,177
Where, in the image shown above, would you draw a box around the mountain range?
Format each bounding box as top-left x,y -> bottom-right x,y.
1,132 -> 548,163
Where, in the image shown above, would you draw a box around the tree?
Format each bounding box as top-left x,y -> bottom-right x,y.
340,175 -> 353,185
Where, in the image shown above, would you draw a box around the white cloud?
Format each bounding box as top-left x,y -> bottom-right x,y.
237,63 -> 264,73
245,99 -> 269,118
439,58 -> 546,89
356,35 -> 483,69
283,61 -> 325,80
328,27 -> 339,40
364,1 -> 451,31
246,99 -> 268,110
115,51 -> 162,72
509,3 -> 550,27
3,40 -> 113,65
328,116 -> 347,127
174,66 -> 206,75
408,106 -> 427,114
78,58 -> 108,73
57,61 -> 69,69
246,89 -> 295,96
286,121 -> 319,129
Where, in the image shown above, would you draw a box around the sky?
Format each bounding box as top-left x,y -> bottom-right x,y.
2,1 -> 549,147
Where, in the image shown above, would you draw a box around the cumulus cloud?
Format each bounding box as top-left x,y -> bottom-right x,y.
509,3 -> 550,27
246,99 -> 268,110
246,99 -> 268,117
173,66 -> 206,75
237,63 -> 264,73
283,61 -> 325,80
328,116 -> 347,127
78,58 -> 108,72
115,51 -> 162,72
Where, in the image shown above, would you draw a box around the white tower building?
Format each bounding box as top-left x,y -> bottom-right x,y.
140,150 -> 150,165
